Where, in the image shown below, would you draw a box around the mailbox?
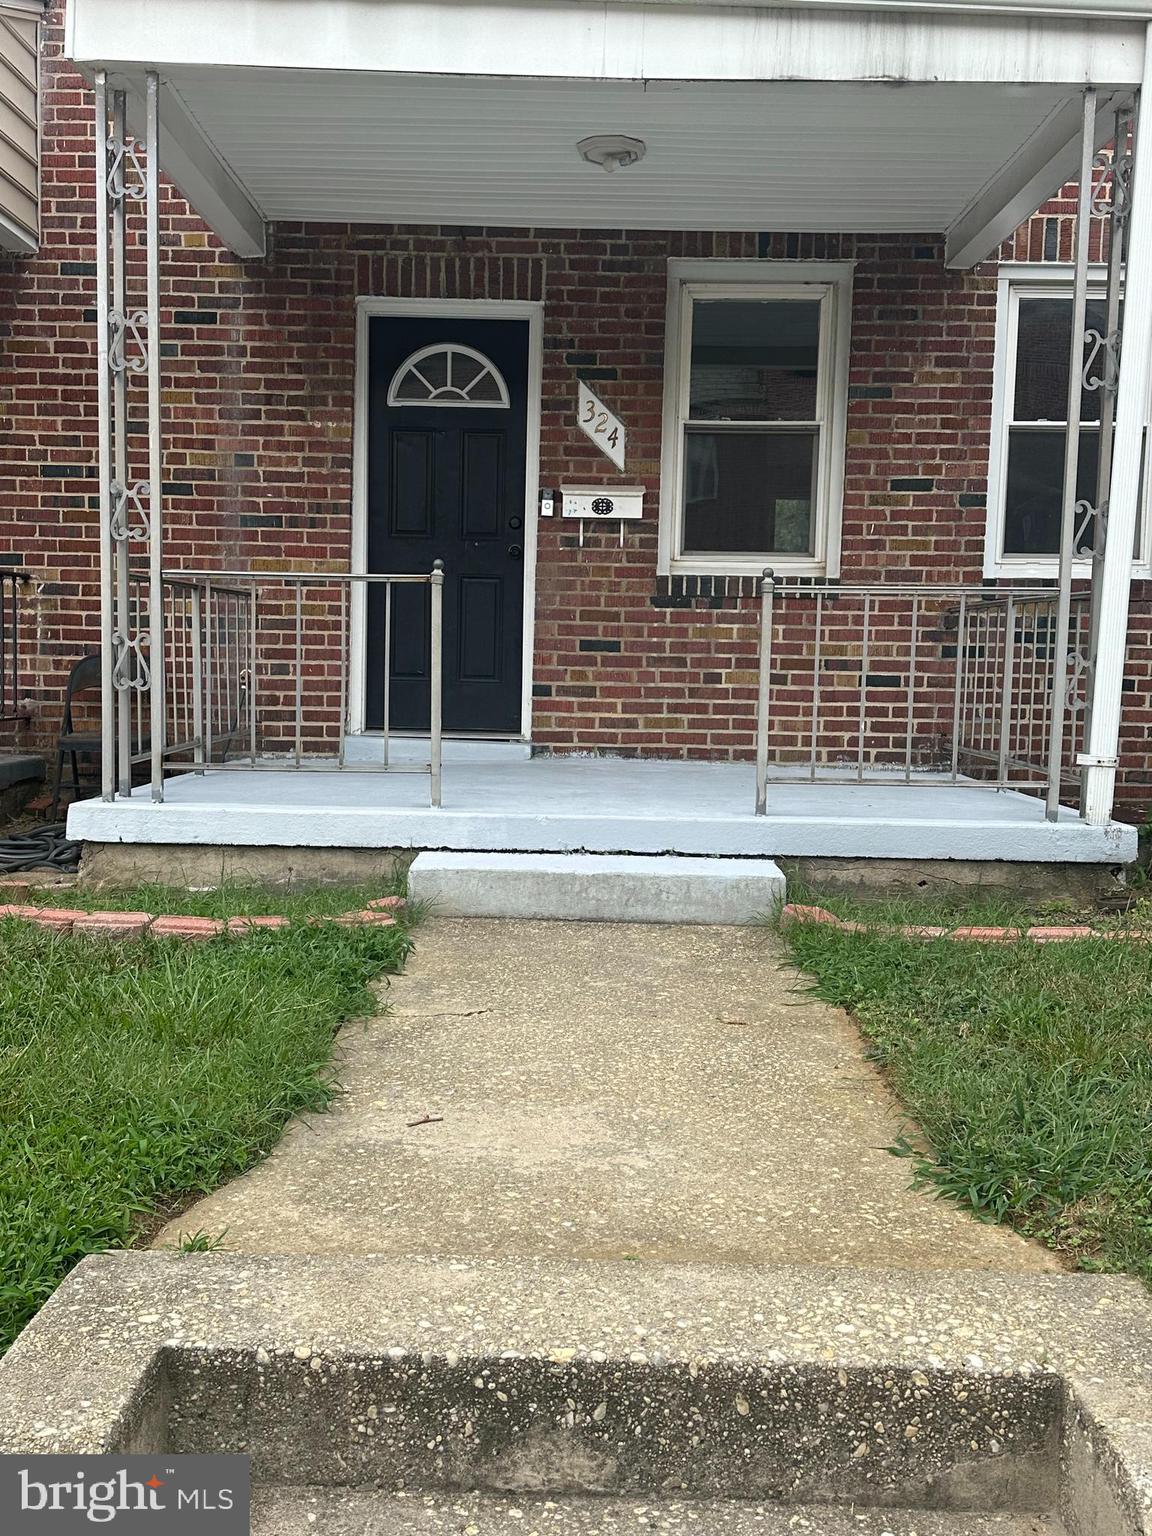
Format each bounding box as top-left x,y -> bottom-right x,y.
561,485 -> 644,520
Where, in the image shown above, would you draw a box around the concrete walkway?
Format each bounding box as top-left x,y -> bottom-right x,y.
157,919 -> 1056,1271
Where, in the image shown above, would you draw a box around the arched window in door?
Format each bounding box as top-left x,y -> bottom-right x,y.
387,344 -> 510,408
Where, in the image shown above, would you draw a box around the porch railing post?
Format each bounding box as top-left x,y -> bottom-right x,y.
191,584 -> 204,772
248,587 -> 258,764
1082,98 -> 1134,804
94,72 -> 116,802
1045,86 -> 1097,821
755,568 -> 775,816
429,562 -> 444,808
997,596 -> 1017,788
1084,36 -> 1152,825
338,582 -> 349,767
145,71 -> 166,801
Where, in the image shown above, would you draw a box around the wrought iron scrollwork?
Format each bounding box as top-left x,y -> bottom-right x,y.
105,133 -> 146,204
1082,327 -> 1121,395
109,479 -> 151,542
1073,498 -> 1099,557
1091,145 -> 1134,222
111,629 -> 152,692
1065,642 -> 1090,715
1112,149 -> 1134,226
108,307 -> 149,374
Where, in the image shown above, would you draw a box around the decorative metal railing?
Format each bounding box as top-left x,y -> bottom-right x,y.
0,570 -> 28,722
753,578 -> 1090,818
151,568 -> 445,807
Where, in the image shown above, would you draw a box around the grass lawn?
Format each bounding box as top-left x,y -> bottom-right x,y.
781,894 -> 1152,1286
0,887 -> 412,1352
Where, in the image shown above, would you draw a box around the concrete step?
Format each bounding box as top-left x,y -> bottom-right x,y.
343,735 -> 532,765
407,851 -> 786,923
252,1488 -> 1063,1535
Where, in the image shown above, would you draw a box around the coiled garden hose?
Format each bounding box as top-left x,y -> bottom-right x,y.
0,824 -> 81,872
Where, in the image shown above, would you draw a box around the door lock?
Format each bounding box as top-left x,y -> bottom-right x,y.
508,544 -> 523,559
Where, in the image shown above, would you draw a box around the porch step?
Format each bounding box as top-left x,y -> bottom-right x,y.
406,851 -> 786,923
343,735 -> 533,765
252,1487 -> 1063,1535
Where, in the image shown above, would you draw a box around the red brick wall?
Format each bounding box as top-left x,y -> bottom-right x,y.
2,14 -> 1148,823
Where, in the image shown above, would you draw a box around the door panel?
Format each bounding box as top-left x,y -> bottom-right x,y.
365,315 -> 529,734
458,577 -> 503,683
390,431 -> 435,538
390,583 -> 430,681
461,431 -> 504,540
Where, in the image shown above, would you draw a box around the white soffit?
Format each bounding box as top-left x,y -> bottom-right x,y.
155,72 -> 1106,234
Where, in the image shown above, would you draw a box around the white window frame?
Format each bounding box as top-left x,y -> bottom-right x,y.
658,259 -> 853,578
986,261 -> 1152,580
386,343 -> 511,408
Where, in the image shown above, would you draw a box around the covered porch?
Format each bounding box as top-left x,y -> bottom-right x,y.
61,0 -> 1152,867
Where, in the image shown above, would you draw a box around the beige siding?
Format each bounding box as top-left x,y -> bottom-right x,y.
0,9 -> 37,248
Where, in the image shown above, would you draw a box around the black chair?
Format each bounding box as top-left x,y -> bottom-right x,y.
50,653 -> 103,819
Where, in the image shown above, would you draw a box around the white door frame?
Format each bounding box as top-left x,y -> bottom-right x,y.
349,296 -> 544,739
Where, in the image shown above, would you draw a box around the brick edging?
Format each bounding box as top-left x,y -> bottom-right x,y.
0,892 -> 405,941
779,902 -> 1151,944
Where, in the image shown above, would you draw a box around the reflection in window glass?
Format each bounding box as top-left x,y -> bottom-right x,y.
689,300 -> 820,422
1013,297 -> 1109,423
683,429 -> 816,554
1003,428 -> 1100,556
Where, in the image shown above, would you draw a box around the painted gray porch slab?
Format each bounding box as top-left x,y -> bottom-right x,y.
66,757 -> 1137,862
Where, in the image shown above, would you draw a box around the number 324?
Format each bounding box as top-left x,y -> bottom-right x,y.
582,399 -> 621,450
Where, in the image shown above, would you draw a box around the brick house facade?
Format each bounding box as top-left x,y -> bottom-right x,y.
2,9 -> 1149,823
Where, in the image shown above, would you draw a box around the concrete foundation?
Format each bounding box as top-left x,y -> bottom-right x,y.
777,857 -> 1133,907
78,841 -> 415,887
77,840 -> 1130,908
407,852 -> 787,922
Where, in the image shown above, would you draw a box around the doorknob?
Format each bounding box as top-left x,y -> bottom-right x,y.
508,544 -> 523,559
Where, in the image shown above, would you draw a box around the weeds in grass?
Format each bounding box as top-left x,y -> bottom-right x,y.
176,1229 -> 229,1253
0,904 -> 410,1351
781,912 -> 1152,1285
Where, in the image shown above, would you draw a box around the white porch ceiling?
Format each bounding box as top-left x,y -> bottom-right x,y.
159,70 -> 1106,237
67,0 -> 1146,262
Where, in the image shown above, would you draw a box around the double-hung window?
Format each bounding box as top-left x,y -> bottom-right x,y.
659,261 -> 852,577
987,264 -> 1151,577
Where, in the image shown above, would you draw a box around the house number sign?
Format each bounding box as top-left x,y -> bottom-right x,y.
577,381 -> 626,472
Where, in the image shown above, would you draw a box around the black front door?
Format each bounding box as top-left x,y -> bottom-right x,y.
366,315 -> 529,734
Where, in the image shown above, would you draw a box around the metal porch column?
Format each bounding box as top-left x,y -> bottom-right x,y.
1045,87 -> 1097,821
1084,30 -> 1152,825
1081,99 -> 1136,804
93,70 -> 165,803
146,73 -> 166,801
94,71 -> 115,800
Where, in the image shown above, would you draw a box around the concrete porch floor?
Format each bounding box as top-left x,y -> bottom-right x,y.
66,755 -> 1136,863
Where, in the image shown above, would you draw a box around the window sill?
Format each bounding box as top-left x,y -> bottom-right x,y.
984,557 -> 1151,581
668,557 -> 826,578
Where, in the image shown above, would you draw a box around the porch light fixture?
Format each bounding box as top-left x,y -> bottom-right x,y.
577,135 -> 646,173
